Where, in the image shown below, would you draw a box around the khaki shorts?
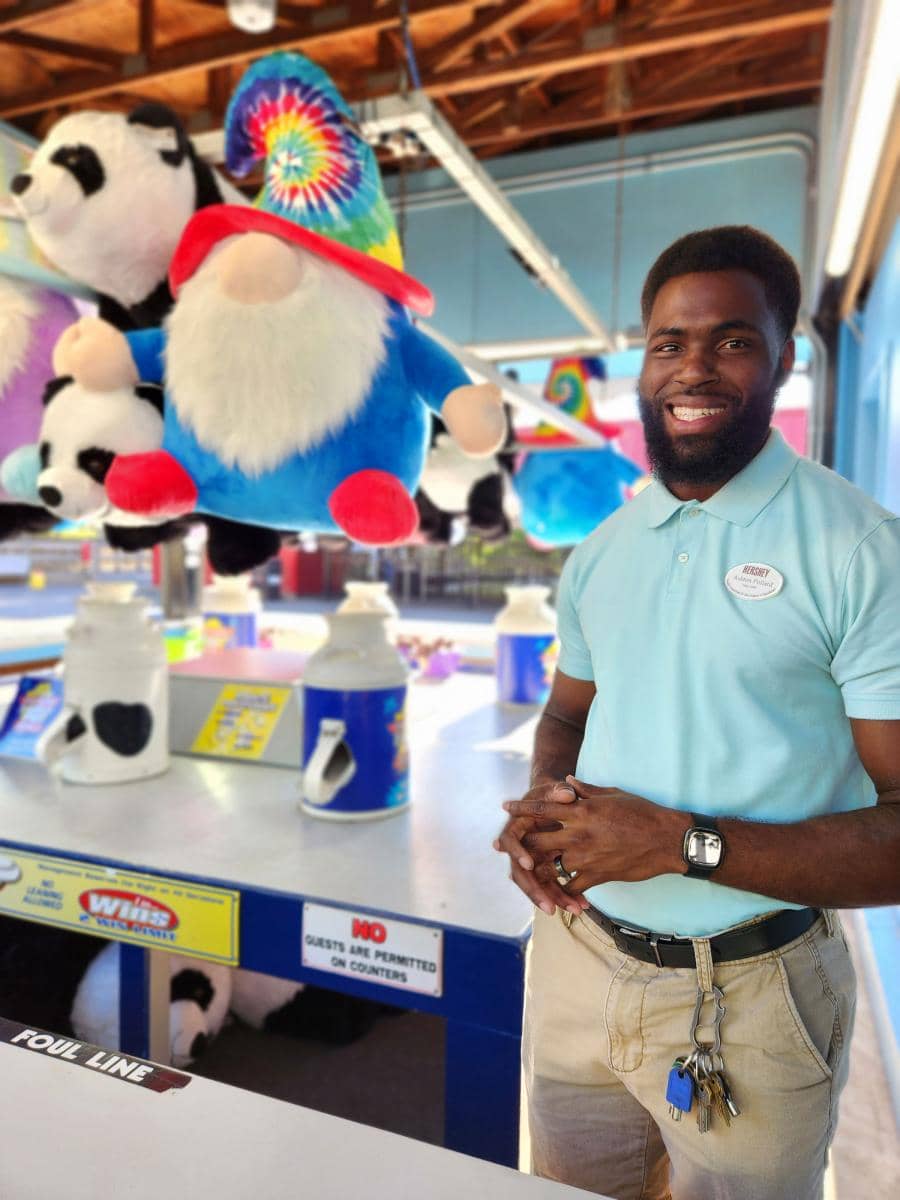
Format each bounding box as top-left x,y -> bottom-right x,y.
523,906 -> 856,1200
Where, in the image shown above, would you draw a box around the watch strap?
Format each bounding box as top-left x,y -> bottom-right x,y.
683,813 -> 723,879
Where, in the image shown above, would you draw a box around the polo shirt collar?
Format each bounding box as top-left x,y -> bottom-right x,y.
645,429 -> 798,528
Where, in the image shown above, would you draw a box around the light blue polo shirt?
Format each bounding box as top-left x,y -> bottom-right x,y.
556,429 -> 900,936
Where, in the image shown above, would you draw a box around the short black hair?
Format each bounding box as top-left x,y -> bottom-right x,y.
640,225 -> 801,340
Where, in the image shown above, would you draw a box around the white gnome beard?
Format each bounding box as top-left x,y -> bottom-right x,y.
165,248 -> 390,477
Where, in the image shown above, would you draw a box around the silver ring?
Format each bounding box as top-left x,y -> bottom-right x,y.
553,854 -> 578,885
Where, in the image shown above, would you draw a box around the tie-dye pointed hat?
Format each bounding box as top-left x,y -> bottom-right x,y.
173,52 -> 432,315
518,357 -> 622,446
225,51 -> 404,270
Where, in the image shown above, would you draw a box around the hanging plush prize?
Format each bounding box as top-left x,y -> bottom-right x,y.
62,52 -> 504,546
513,357 -> 643,547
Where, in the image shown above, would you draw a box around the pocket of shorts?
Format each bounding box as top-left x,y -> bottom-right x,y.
774,940 -> 841,1081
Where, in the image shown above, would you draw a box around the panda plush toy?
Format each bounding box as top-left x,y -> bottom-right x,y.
415,410 -> 516,546
7,103 -> 279,574
70,942 -> 233,1068
9,103 -> 245,330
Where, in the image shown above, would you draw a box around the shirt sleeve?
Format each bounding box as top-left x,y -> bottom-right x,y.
830,517 -> 900,719
555,549 -> 595,681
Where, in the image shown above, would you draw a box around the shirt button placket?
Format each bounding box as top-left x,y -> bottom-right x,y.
670,506 -> 703,589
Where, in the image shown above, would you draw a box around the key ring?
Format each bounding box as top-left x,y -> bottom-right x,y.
553,854 -> 578,886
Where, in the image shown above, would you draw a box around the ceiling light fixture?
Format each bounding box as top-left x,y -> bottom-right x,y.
226,0 -> 277,35
825,0 -> 898,277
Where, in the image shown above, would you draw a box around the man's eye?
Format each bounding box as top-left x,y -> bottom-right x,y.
722,339 -> 749,350
654,343 -> 680,353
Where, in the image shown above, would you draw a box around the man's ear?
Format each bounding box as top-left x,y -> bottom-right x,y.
774,336 -> 795,389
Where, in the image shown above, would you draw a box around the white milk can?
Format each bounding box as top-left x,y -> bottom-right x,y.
38,581 -> 169,783
336,581 -> 399,638
300,612 -> 409,820
494,584 -> 558,705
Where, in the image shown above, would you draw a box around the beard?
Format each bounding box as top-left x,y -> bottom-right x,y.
638,376 -> 779,487
165,240 -> 389,477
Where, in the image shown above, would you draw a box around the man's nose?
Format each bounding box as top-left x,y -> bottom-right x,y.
674,345 -> 718,386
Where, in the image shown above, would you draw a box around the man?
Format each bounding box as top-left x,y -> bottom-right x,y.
494,226 -> 900,1200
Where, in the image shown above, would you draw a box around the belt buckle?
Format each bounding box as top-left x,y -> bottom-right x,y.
614,923 -> 673,967
613,923 -> 651,961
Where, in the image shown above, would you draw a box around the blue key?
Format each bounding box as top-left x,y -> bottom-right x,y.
666,1058 -> 695,1121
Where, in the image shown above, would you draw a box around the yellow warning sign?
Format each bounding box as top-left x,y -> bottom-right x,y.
190,683 -> 292,760
0,849 -> 239,965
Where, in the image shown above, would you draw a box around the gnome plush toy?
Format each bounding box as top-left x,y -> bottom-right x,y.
61,52 -> 504,546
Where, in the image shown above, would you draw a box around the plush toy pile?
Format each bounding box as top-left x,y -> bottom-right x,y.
1,52 -> 503,562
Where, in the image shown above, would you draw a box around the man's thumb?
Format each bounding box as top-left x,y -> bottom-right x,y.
551,781 -> 577,802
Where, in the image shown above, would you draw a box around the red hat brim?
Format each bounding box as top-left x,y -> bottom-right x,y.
169,205 -> 434,317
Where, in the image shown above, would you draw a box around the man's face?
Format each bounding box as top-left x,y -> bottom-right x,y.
637,269 -> 795,488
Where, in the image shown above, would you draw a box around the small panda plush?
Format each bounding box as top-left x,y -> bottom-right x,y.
415,410 -> 516,546
33,375 -> 165,523
1,370 -> 281,575
9,103 -> 245,330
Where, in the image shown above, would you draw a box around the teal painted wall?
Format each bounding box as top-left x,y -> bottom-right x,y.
389,107 -> 818,345
834,219 -> 900,513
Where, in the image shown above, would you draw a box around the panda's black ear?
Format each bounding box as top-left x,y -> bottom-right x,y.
127,102 -> 189,167
42,375 -> 73,406
135,383 -> 165,415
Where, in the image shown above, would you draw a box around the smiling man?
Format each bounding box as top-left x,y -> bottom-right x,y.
494,227 -> 900,1200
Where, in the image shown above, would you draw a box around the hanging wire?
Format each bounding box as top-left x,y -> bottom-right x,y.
610,126 -> 625,344
399,0 -> 423,91
609,60 -> 627,351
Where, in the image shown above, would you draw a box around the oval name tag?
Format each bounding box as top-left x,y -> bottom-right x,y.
724,562 -> 784,601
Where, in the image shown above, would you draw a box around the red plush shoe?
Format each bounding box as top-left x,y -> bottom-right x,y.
106,451 -> 198,517
328,470 -> 419,545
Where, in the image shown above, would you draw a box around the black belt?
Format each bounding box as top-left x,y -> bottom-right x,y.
582,905 -> 820,968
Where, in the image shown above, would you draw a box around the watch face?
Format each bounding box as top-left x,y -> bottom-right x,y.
687,829 -> 723,868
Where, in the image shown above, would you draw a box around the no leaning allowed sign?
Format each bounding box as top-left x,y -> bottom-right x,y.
302,902 -> 443,997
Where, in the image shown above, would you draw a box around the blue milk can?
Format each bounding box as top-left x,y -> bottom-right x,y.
495,585 -> 558,705
300,612 -> 410,820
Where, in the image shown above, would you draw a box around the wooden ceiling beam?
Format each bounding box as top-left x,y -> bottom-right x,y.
421,2 -> 831,98
0,0 -> 100,36
465,70 -> 821,148
0,31 -> 127,70
421,0 -> 551,74
636,35 -> 769,103
139,0 -> 155,58
0,0 -> 469,120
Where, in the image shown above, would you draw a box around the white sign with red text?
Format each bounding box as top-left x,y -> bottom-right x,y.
302,903 -> 443,997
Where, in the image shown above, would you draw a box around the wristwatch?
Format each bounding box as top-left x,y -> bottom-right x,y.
682,814 -> 724,879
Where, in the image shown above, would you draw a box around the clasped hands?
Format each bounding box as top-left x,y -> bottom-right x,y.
493,776 -> 685,915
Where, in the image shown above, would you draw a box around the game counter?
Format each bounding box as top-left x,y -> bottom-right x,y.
0,1017 -> 606,1200
0,671 -> 540,1166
